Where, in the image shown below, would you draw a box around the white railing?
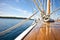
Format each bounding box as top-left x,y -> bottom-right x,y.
15,22 -> 37,40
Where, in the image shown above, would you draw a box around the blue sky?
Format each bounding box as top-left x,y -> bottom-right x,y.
0,0 -> 60,19
0,0 -> 35,18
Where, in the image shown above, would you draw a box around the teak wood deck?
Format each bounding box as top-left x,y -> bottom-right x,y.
23,21 -> 60,40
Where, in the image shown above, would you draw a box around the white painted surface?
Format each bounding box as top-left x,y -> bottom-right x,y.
15,23 -> 36,40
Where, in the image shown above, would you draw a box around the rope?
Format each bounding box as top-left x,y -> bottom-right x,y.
38,0 -> 46,15
37,0 -> 44,18
0,10 -> 38,36
50,7 -> 60,15
38,0 -> 44,10
33,0 -> 46,15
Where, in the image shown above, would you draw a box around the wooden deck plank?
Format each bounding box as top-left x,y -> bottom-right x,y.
23,22 -> 60,40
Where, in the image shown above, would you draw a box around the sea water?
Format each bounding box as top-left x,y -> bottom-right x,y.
0,18 -> 33,40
